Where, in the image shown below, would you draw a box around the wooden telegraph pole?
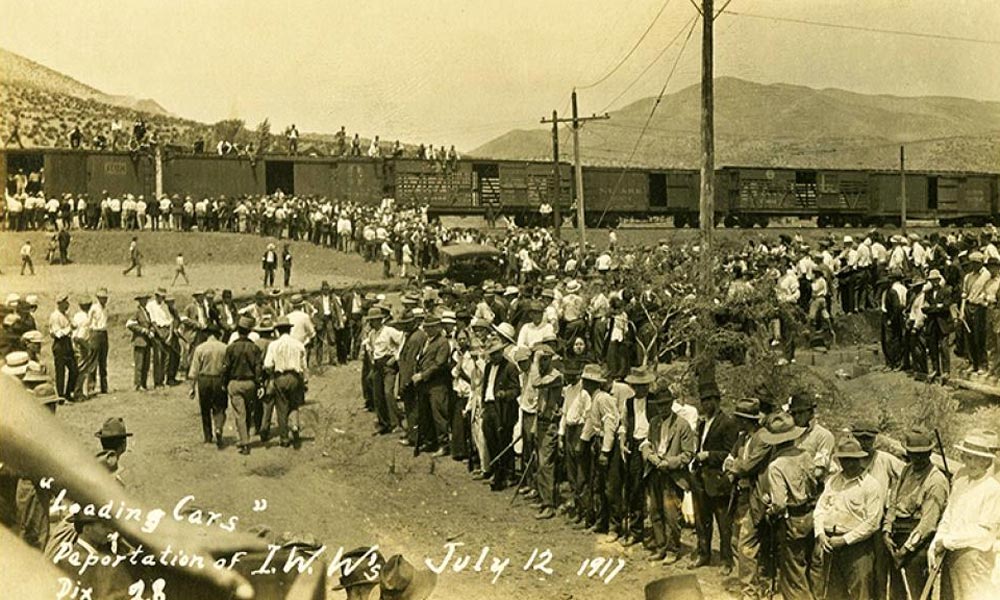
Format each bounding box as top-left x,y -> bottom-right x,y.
550,110 -> 561,238
542,92 -> 609,251
900,145 -> 907,234
699,0 -> 715,292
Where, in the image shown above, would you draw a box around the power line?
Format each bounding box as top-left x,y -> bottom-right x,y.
600,13 -> 699,113
724,10 -> 1000,46
713,0 -> 735,19
578,0 -> 677,90
596,16 -> 699,227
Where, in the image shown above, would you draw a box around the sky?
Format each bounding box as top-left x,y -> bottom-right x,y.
1,0 -> 998,150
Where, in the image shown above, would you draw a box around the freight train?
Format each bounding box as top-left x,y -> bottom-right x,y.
3,148 -> 997,228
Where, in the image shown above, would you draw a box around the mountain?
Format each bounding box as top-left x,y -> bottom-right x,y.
0,47 -> 172,116
472,77 -> 1000,172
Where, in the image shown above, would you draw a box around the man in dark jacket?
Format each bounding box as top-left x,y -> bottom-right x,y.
413,317 -> 452,455
396,314 -> 427,448
922,269 -> 953,382
690,377 -> 740,574
480,338 -> 520,490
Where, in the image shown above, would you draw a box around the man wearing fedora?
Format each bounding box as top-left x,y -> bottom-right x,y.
378,554 -> 437,600
221,316 -> 262,454
788,393 -> 835,484
558,360 -> 589,524
363,307 -> 405,437
146,288 -> 174,388
929,429 -> 1000,600
881,427 -> 950,600
923,269 -> 954,383
264,316 -> 308,448
760,413 -> 815,600
689,375 -> 739,574
331,546 -> 386,600
414,316 -> 452,455
530,343 -> 563,520
314,281 -> 347,365
479,336 -> 520,490
126,292 -> 154,391
814,436 -> 885,600
262,243 -> 278,287
48,293 -> 78,402
188,324 -> 229,446
639,374 -> 695,565
397,311 -> 428,448
579,364 -> 617,532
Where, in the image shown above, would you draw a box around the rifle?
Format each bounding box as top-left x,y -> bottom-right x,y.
487,431 -> 524,471
465,410 -> 475,473
918,553 -> 945,600
934,429 -> 952,480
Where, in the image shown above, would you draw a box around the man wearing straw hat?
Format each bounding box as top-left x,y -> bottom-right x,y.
614,365 -> 657,547
813,436 -> 884,600
530,342 -> 563,520
264,316 -> 308,448
881,427 -> 949,600
363,306 -> 404,437
760,412 -> 814,600
929,429 -> 1000,600
639,374 -> 695,565
579,364 -> 617,532
479,336 -> 520,491
923,269 -> 954,383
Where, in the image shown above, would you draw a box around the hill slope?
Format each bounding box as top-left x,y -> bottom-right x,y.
472,77 -> 1000,172
0,47 -> 171,116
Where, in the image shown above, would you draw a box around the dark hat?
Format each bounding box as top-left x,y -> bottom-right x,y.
364,307 -> 385,321
788,392 -> 817,413
379,554 -> 437,600
33,383 -> 63,405
698,379 -> 721,401
253,317 -> 275,333
903,427 -> 934,454
423,316 -> 443,327
833,436 -> 868,459
134,292 -> 150,301
624,366 -> 656,386
237,315 -> 255,330
851,420 -> 879,438
94,417 -> 133,439
581,364 -> 607,383
274,316 -> 294,331
485,338 -> 507,355
331,547 -> 386,591
759,412 -> 805,446
155,287 -> 167,296
733,398 -> 763,420
321,280 -> 331,291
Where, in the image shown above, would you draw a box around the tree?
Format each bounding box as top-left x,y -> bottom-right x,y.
255,118 -> 271,155
212,119 -> 244,144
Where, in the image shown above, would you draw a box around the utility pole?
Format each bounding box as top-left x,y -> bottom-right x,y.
542,91 -> 609,251
900,145 -> 907,234
550,110 -> 561,238
699,0 -> 715,292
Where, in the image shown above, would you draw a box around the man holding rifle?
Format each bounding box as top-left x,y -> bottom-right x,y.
881,427 -> 949,600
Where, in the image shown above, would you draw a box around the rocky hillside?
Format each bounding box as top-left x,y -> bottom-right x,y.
472,77 -> 1000,172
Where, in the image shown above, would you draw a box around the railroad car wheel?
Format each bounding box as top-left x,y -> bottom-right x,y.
688,214 -> 700,228
724,215 -> 738,228
673,214 -> 687,228
817,215 -> 829,228
756,216 -> 769,228
830,215 -> 846,228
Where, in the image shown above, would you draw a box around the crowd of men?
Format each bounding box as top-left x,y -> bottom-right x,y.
2,189 -> 1000,597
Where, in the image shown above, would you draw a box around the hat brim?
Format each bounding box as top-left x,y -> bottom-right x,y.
955,443 -> 996,458
904,444 -> 934,454
833,450 -> 869,459
384,567 -> 438,600
734,411 -> 763,420
624,375 -> 655,385
759,426 -> 806,445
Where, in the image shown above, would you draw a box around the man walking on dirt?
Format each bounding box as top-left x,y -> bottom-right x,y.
123,236 -> 142,277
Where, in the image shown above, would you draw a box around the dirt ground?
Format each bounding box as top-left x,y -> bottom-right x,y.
4,228 -> 999,600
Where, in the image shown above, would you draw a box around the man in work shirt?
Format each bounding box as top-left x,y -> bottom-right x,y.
364,307 -> 404,436
187,324 -> 228,446
221,316 -> 261,455
814,436 -> 885,600
263,317 -> 308,448
881,427 -> 949,600
579,365 -> 617,533
531,345 -> 563,520
126,293 -> 154,391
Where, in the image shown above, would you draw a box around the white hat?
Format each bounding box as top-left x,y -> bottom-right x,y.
440,310 -> 457,324
4,293 -> 21,307
843,235 -> 854,244
955,429 -> 999,458
565,280 -> 582,293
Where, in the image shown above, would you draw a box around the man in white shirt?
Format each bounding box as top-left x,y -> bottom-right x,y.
90,288 -> 110,394
146,289 -> 174,387
49,294 -> 78,401
928,429 -> 1000,600
263,317 -> 309,447
285,295 -> 316,348
20,240 -> 34,275
517,302 -> 555,349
